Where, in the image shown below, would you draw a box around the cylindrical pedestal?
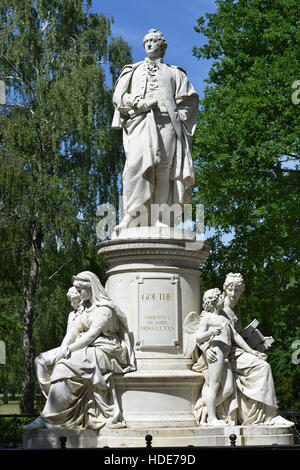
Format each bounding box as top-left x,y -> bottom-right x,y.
97,229 -> 210,427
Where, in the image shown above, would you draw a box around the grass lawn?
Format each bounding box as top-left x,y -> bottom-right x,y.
0,400 -> 21,415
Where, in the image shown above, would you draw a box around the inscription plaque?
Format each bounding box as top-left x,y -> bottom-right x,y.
135,274 -> 179,351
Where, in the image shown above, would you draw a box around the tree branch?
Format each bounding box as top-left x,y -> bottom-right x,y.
2,103 -> 35,115
277,167 -> 300,174
5,75 -> 22,80
48,259 -> 72,280
41,19 -> 49,34
2,55 -> 36,97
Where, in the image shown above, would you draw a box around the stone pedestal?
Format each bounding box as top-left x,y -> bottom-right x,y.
23,428 -> 98,448
22,228 -> 295,449
23,425 -> 294,448
97,229 -> 209,430
97,424 -> 294,447
114,370 -> 204,428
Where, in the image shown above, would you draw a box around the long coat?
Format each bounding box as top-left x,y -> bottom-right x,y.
112,60 -> 199,218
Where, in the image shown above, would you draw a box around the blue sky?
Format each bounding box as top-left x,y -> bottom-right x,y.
91,0 -> 217,99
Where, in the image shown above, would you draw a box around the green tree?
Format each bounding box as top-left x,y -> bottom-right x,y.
0,0 -> 131,413
193,0 -> 300,409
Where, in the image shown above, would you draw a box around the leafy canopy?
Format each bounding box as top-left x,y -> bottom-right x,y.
0,0 -> 132,410
193,0 -> 300,410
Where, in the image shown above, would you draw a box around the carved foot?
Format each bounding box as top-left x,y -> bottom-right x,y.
268,415 -> 295,426
85,420 -> 106,431
155,220 -> 169,228
24,416 -> 47,430
114,214 -> 134,231
106,420 -> 126,429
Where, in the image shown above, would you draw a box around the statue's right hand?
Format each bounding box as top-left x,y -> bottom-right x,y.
135,99 -> 149,112
209,326 -> 223,337
206,348 -> 218,363
53,348 -> 63,363
127,98 -> 157,117
145,98 -> 158,109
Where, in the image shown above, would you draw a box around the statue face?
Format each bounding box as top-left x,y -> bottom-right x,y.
70,293 -> 80,310
203,291 -> 220,312
74,283 -> 92,303
67,288 -> 81,310
224,282 -> 243,305
216,294 -> 224,312
144,32 -> 162,58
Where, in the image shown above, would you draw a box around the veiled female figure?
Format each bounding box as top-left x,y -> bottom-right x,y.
26,271 -> 136,430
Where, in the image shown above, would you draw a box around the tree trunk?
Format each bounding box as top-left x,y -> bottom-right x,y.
21,224 -> 41,414
21,295 -> 35,413
3,377 -> 9,404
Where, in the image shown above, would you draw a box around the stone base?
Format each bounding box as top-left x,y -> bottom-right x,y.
114,369 -> 204,428
98,425 -> 295,447
23,425 -> 294,449
23,428 -> 98,449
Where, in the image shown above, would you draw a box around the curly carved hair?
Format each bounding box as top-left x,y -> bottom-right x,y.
202,288 -> 222,312
223,272 -> 245,293
143,29 -> 168,57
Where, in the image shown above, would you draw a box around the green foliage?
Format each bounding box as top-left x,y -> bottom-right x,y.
0,0 -> 131,411
0,415 -> 36,447
193,0 -> 300,410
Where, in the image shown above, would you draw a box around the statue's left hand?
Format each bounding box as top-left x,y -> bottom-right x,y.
54,346 -> 70,363
61,345 -> 71,358
251,350 -> 267,361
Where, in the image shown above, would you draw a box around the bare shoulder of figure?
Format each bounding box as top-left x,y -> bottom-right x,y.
199,311 -> 209,327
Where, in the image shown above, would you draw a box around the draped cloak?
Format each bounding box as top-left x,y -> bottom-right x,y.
112,60 -> 199,219
35,304 -> 136,429
34,272 -> 136,430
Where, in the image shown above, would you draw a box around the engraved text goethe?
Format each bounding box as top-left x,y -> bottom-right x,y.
137,277 -> 179,349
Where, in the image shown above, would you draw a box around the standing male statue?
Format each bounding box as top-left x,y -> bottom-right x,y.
112,29 -> 199,229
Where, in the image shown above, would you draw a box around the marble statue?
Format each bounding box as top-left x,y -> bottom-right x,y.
184,273 -> 293,427
112,28 -> 199,229
184,288 -> 266,426
25,271 -> 136,431
222,272 -> 274,351
22,25 -> 295,447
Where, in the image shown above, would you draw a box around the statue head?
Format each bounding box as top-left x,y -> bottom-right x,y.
67,286 -> 81,310
223,273 -> 245,307
73,271 -> 111,307
143,29 -> 167,58
72,271 -> 129,331
202,288 -> 223,313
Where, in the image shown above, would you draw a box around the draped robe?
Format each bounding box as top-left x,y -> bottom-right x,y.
112,59 -> 199,221
193,309 -> 292,426
34,304 -> 136,429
